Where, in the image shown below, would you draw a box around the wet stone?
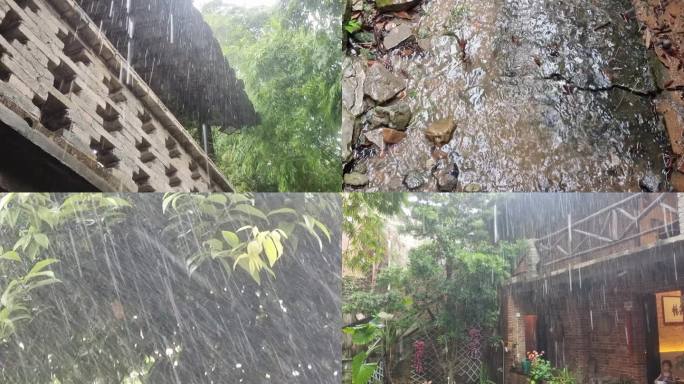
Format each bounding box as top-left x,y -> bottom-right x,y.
425,117 -> 456,146
342,59 -> 367,117
404,170 -> 427,190
364,64 -> 406,103
344,172 -> 370,187
351,0 -> 363,11
353,31 -> 375,44
384,23 -> 413,50
353,161 -> 368,174
364,129 -> 384,149
463,183 -> 482,193
639,171 -> 662,192
341,109 -> 354,161
376,0 -> 421,12
435,163 -> 459,192
383,128 -> 407,144
417,38 -> 431,52
367,101 -> 412,131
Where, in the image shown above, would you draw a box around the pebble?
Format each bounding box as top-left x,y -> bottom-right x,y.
404,171 -> 426,190
463,183 -> 482,192
425,117 -> 457,146
435,163 -> 460,192
344,172 -> 370,187
639,171 -> 661,192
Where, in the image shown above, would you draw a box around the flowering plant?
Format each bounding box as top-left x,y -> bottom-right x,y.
528,351 -> 552,384
527,350 -> 545,362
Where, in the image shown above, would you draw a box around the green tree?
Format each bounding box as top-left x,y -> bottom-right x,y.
203,1 -> 342,192
342,193 -> 406,274
402,194 -> 526,379
342,194 -> 528,382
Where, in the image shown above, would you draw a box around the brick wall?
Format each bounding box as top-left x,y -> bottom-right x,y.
503,285 -> 650,383
0,0 -> 232,191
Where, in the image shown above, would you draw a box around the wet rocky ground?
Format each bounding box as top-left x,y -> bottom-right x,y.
633,0 -> 684,190
342,0 -> 683,192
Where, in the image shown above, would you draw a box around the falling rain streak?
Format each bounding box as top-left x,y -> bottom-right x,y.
0,194 -> 341,383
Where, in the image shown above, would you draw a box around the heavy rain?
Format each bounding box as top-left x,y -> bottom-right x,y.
342,0 -> 684,192
0,0 -> 340,193
342,193 -> 684,384
0,193 -> 341,383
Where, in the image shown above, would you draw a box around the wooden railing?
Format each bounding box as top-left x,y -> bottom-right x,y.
534,194 -> 680,269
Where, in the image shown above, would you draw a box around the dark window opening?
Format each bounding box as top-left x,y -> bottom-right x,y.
96,103 -> 123,132
32,93 -> 71,133
89,136 -> 119,168
0,10 -> 28,45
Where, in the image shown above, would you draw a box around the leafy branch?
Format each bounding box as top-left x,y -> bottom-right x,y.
162,193 -> 331,284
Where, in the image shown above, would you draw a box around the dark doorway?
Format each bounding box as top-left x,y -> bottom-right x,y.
0,124 -> 98,191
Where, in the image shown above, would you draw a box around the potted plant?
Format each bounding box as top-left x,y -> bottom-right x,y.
528,351 -> 552,384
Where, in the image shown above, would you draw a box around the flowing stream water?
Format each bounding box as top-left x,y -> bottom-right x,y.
348,0 -> 671,192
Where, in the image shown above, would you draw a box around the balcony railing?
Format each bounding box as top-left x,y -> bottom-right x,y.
534,194 -> 680,269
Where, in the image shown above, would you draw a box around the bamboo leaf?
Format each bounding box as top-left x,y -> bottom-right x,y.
207,194 -> 228,205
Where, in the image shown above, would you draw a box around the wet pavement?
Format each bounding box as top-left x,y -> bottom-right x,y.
343,0 -> 672,192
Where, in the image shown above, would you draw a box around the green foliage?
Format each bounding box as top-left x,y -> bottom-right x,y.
527,357 -> 577,384
0,193 -> 130,341
203,1 -> 341,191
0,254 -> 59,340
344,19 -> 362,33
550,368 -> 577,384
529,358 -> 553,384
343,318 -> 384,384
343,194 -> 528,380
1,193 -> 336,383
343,267 -> 412,315
342,193 -> 406,273
162,193 -> 330,284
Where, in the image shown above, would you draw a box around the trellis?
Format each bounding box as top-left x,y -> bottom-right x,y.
368,360 -> 384,384
452,340 -> 482,383
365,328 -> 484,384
406,329 -> 482,384
405,332 -> 444,384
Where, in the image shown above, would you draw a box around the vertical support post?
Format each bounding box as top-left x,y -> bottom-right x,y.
494,204 -> 499,244
201,123 -> 212,189
567,214 -> 572,258
202,123 -> 209,155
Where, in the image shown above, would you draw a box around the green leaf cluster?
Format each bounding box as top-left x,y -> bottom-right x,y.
163,193 -> 331,284
0,193 -> 130,341
342,193 -> 406,273
203,1 -> 342,191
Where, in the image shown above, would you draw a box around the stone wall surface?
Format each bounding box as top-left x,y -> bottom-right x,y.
0,0 -> 233,191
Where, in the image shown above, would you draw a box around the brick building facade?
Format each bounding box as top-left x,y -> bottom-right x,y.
502,194 -> 684,383
0,0 -> 255,191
